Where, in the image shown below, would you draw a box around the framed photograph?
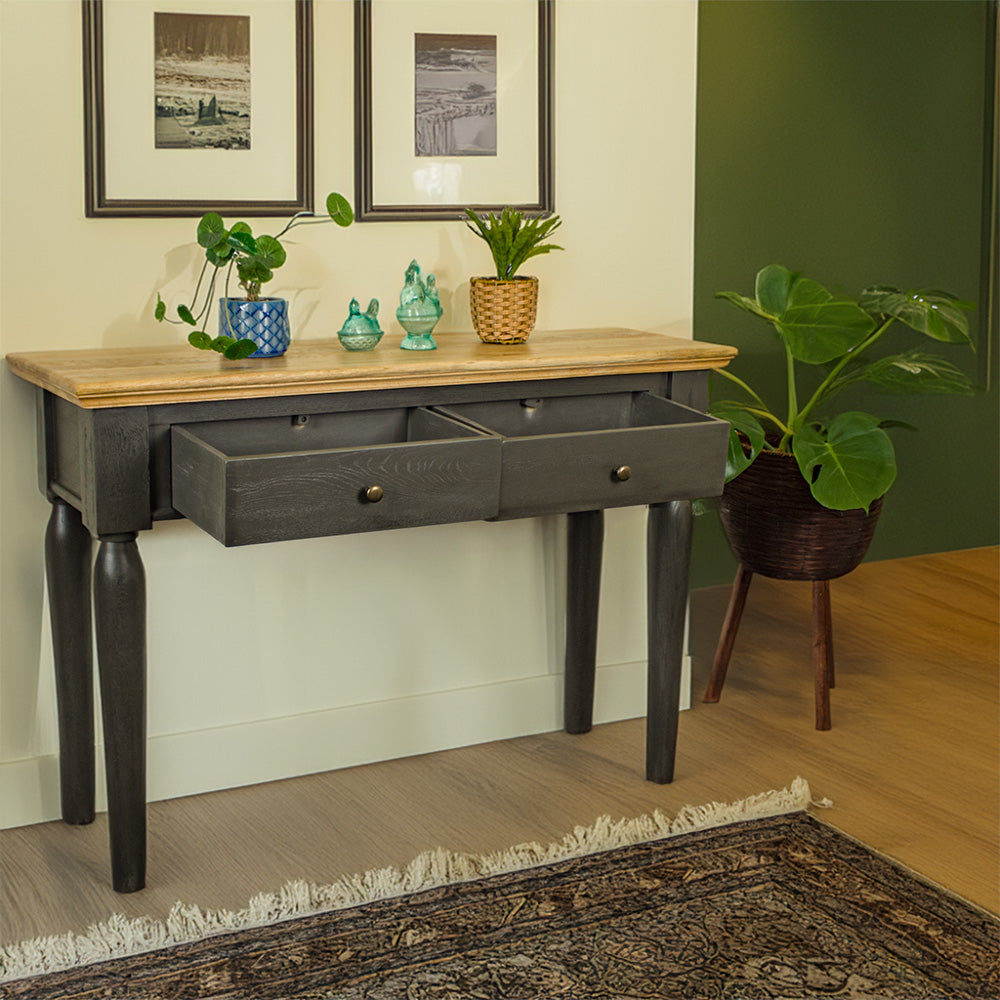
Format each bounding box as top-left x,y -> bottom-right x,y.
82,0 -> 313,217
354,0 -> 553,221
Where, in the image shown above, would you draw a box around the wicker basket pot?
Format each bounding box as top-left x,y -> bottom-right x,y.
719,448 -> 883,581
469,276 -> 539,344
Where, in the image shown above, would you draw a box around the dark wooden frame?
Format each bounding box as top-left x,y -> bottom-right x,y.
354,0 -> 554,222
82,0 -> 314,218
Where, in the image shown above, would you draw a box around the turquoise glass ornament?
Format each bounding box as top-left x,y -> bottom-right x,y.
337,298 -> 383,351
396,260 -> 442,351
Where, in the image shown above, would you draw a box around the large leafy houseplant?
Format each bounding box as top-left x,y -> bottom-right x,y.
155,192 -> 354,359
711,264 -> 975,512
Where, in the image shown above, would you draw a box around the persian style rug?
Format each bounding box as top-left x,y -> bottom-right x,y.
2,780 -> 997,999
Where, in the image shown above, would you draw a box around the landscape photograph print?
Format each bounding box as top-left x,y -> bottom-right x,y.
414,32 -> 497,157
154,11 -> 251,150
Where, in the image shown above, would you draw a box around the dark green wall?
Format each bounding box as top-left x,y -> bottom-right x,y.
691,0 -> 998,589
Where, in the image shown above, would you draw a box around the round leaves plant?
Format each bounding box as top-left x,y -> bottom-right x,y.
155,192 -> 354,359
711,264 -> 975,512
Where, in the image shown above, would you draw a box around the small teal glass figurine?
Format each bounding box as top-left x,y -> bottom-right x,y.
337,298 -> 383,351
396,259 -> 442,351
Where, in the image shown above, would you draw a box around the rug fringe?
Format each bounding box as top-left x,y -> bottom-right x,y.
0,777 -> 818,982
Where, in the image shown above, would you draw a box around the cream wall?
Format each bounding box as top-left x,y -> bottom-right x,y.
0,0 -> 699,828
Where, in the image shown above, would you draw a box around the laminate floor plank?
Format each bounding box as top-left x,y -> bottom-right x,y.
1,547 -> 996,947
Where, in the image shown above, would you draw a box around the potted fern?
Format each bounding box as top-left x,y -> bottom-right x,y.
464,206 -> 563,344
710,263 -> 975,581
154,192 -> 354,360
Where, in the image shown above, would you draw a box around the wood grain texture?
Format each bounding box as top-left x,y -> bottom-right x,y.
4,330 -> 738,409
1,548 -> 995,944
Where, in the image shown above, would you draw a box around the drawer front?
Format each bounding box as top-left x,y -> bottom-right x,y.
436,393 -> 729,519
171,408 -> 500,545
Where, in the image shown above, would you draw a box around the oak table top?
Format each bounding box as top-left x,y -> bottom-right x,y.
5,328 -> 737,409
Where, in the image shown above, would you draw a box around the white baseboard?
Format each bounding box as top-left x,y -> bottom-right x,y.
0,657 -> 691,830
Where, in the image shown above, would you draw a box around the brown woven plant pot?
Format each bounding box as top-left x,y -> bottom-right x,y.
719,448 -> 883,581
470,276 -> 539,344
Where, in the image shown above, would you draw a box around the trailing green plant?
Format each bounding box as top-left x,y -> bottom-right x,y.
464,206 -> 563,280
711,264 -> 975,512
155,192 -> 354,359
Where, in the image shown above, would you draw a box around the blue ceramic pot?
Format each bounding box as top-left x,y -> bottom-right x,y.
219,298 -> 290,358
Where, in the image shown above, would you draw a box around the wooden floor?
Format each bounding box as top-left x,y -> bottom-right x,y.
2,547 -> 997,947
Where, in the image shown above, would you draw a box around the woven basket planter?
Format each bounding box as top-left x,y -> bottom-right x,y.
719,448 -> 883,581
469,276 -> 539,344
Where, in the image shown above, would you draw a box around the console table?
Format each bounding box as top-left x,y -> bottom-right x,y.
7,328 -> 736,892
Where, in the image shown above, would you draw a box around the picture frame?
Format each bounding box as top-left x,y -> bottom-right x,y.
82,0 -> 314,217
354,0 -> 554,222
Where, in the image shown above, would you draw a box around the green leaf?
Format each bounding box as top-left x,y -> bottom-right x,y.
709,402 -> 766,481
754,264 -> 796,315
230,221 -> 252,235
859,286 -> 973,344
224,338 -> 259,360
325,192 -> 354,227
254,235 -> 286,270
227,230 -> 258,255
196,212 -> 228,249
210,335 -> 236,352
237,259 -> 273,287
188,331 -> 212,350
176,304 -> 197,326
836,350 -> 975,396
776,277 -> 875,364
154,294 -> 166,322
716,289 -> 771,320
206,243 -> 233,266
793,412 -> 897,511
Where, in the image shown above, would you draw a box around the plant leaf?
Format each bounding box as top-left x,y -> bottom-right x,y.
154,295 -> 166,322
859,286 -> 973,344
793,411 -> 896,511
227,230 -> 258,255
196,212 -> 228,249
835,350 -> 975,396
210,335 -> 236,353
188,331 -> 212,350
224,338 -> 259,360
253,235 -> 286,270
754,264 -> 796,315
176,304 -> 197,326
326,191 -> 354,227
709,402 -> 765,481
776,276 -> 875,364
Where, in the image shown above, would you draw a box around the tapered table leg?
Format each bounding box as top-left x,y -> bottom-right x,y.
93,533 -> 147,893
44,500 -> 95,826
564,509 -> 604,734
646,499 -> 693,783
812,580 -> 833,731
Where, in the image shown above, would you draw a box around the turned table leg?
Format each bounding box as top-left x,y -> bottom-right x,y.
564,509 -> 604,735
45,500 -> 96,826
93,533 -> 147,893
645,499 -> 692,784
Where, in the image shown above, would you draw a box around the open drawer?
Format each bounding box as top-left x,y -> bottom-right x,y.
171,408 -> 501,545
434,392 -> 729,519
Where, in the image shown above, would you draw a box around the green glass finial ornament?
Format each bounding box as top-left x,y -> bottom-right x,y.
337,298 -> 383,351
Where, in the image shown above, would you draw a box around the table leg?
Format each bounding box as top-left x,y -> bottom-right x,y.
645,499 -> 692,783
93,533 -> 147,893
44,500 -> 95,826
564,509 -> 604,734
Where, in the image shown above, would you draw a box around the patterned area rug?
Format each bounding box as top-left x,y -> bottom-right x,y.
1,811 -> 996,999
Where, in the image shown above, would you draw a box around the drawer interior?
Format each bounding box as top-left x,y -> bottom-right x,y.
434,391 -> 712,437
176,406 -> 491,458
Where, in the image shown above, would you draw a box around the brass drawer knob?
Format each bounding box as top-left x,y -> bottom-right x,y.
612,465 -> 631,483
362,484 -> 384,503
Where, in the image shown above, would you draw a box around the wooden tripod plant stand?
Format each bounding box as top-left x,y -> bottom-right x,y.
703,565 -> 836,730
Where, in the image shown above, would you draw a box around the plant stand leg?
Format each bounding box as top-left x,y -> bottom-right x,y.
812,579 -> 833,730
703,564 -> 754,703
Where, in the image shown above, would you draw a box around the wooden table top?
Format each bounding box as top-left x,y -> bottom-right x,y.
5,328 -> 737,409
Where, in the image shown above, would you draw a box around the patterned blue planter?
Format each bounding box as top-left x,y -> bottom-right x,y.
219,298 -> 290,358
